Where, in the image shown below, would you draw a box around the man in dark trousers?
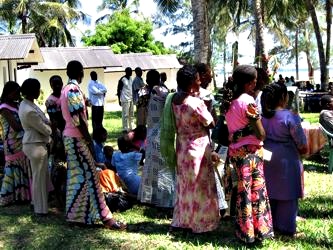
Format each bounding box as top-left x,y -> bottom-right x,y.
88,71 -> 107,130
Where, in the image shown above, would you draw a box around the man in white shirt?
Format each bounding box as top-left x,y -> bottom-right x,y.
88,71 -> 107,130
117,67 -> 134,131
132,67 -> 147,126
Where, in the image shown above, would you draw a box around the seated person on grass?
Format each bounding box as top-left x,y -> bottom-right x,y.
92,126 -> 108,171
99,145 -> 133,212
319,95 -> 333,135
123,125 -> 147,165
92,127 -> 124,193
112,136 -> 143,196
126,125 -> 147,151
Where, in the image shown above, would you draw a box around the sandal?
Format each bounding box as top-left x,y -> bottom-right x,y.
104,219 -> 127,230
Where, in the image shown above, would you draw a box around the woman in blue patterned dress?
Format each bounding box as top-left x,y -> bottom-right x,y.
0,81 -> 31,206
137,69 -> 175,208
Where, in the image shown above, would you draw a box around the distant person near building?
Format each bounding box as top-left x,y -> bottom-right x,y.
160,72 -> 169,90
117,67 -> 134,131
88,71 -> 107,131
132,67 -> 147,126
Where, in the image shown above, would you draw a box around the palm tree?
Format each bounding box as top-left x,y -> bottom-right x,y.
305,0 -> 329,89
153,0 -> 213,64
98,0 -> 140,11
0,0 -> 86,47
96,0 -> 140,24
98,0 -> 129,11
252,0 -> 267,70
325,0 -> 332,82
190,0 -> 210,63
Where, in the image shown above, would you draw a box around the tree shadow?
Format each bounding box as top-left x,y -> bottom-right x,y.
299,196 -> 333,219
274,233 -> 333,249
124,219 -> 249,248
303,152 -> 330,173
141,205 -> 173,220
126,221 -> 170,234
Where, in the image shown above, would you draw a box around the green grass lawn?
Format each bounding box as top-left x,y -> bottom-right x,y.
0,112 -> 332,249
301,113 -> 320,125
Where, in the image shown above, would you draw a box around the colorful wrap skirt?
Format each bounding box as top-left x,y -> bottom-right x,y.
64,136 -> 112,224
228,144 -> 274,243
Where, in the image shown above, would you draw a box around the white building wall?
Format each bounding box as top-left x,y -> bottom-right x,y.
0,61 -> 8,91
27,68 -> 106,103
15,67 -> 180,106
104,68 -> 179,102
0,60 -> 19,91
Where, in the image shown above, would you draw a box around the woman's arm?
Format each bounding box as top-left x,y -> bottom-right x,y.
78,114 -> 94,155
289,113 -> 308,155
249,119 -> 266,141
25,110 -> 52,137
0,109 -> 22,131
247,102 -> 265,141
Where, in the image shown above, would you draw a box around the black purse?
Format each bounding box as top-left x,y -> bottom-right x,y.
211,115 -> 230,146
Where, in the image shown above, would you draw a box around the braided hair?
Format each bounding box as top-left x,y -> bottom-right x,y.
261,83 -> 287,118
222,65 -> 257,112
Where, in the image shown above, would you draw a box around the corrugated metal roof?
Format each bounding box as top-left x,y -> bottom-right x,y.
105,53 -> 182,72
0,33 -> 36,60
33,47 -> 122,70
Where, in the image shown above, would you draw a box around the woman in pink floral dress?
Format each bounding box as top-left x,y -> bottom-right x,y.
170,65 -> 220,233
224,65 -> 274,243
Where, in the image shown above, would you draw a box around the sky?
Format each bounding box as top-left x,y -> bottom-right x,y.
78,0 -> 193,48
78,0 -> 320,81
79,0 -> 268,63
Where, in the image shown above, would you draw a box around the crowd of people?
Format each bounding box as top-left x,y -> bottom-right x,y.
1,59 -> 328,245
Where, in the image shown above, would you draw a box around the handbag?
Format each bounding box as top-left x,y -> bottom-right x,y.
211,115 -> 230,146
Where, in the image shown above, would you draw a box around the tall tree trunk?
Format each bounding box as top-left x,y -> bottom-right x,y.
326,0 -> 332,80
305,0 -> 328,89
253,0 -> 267,71
295,28 -> 299,80
304,28 -> 314,80
21,15 -> 27,33
191,0 -> 210,64
223,38 -> 227,83
232,41 -> 239,70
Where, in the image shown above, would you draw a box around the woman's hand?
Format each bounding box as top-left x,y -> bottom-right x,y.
211,151 -> 220,165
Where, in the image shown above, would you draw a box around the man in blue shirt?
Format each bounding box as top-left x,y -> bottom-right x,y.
87,71 -> 107,130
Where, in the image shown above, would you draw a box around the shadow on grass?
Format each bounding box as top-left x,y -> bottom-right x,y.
141,205 -> 173,220
104,111 -> 122,120
299,196 -> 333,219
303,153 -> 330,173
0,204 -> 127,249
274,234 -> 333,249
125,219 -> 247,248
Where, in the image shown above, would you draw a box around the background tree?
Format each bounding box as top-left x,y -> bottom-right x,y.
82,9 -> 170,54
0,0 -> 86,47
96,0 -> 139,24
152,0 -> 194,63
305,0 -> 330,88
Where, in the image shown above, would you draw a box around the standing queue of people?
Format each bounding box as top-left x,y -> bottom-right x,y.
0,61 -> 309,244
